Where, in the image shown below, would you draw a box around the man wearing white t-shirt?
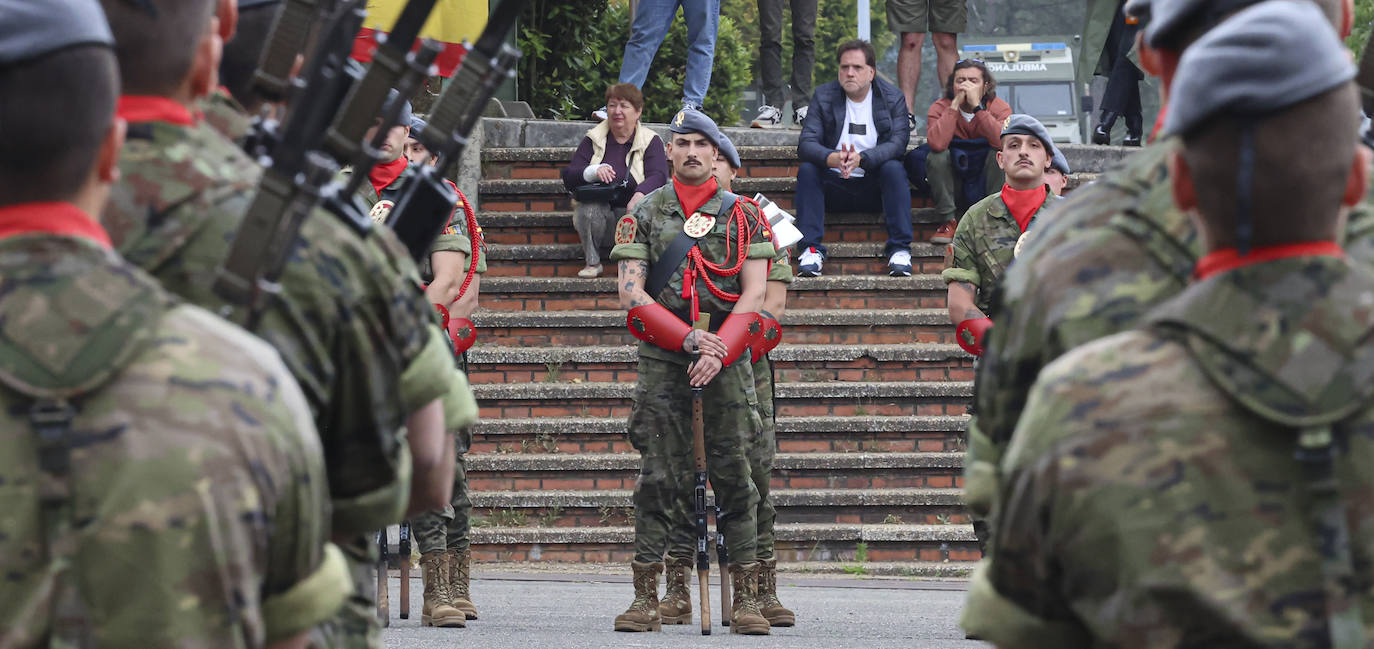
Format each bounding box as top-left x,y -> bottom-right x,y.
795,39 -> 914,277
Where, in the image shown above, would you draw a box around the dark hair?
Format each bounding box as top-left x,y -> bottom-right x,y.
219,2 -> 282,109
835,39 -> 876,68
0,46 -> 119,205
100,0 -> 216,96
605,83 -> 644,112
944,60 -> 997,103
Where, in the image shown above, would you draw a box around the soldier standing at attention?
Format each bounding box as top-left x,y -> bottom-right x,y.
964,0 -> 1361,540
0,0 -> 348,645
659,134 -> 795,628
963,4 -> 1374,643
96,1 -> 471,646
609,110 -> 775,635
942,115 -> 1061,360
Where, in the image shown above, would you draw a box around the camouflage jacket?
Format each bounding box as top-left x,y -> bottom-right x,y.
941,187 -> 1059,314
962,255 -> 1374,647
609,182 -> 776,365
0,227 -> 348,646
350,166 -> 489,279
768,250 -> 794,285
201,89 -> 254,145
102,114 -> 454,535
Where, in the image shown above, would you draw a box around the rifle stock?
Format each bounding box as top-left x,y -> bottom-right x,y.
398,521 -> 411,619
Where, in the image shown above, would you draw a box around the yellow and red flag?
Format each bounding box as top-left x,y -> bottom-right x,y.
352,0 -> 489,77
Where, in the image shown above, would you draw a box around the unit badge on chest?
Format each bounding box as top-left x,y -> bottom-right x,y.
369,199 -> 395,224
683,212 -> 716,239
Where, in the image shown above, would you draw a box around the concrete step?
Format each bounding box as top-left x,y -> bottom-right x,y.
474,379 -> 971,421
472,414 -> 968,455
469,522 -> 980,564
482,240 -> 946,277
475,308 -> 957,347
478,274 -> 950,311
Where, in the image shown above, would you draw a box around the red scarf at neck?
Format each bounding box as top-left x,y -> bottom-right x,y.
1000,184 -> 1047,233
0,202 -> 111,248
117,95 -> 195,126
674,176 -> 719,217
1193,241 -> 1344,280
369,157 -> 409,196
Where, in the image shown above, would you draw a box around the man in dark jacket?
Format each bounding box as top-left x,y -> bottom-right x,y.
795,39 -> 914,277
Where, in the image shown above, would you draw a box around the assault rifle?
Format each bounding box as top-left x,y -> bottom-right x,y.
385,0 -> 525,261
716,506 -> 730,627
692,370 -> 713,635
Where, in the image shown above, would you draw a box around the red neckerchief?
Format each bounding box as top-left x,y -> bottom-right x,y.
1000,184 -> 1048,233
1149,104 -> 1167,144
1194,241 -> 1344,280
117,95 -> 195,126
369,156 -> 408,196
673,176 -> 719,218
0,202 -> 112,248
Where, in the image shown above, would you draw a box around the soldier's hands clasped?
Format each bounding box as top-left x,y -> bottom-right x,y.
684,329 -> 728,358
687,355 -> 723,387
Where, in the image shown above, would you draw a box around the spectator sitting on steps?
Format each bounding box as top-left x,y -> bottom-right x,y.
563,83 -> 668,278
795,39 -> 914,278
918,59 -> 1013,245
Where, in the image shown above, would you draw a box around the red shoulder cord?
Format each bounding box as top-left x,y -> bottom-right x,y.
451,184 -> 482,301
681,197 -> 772,321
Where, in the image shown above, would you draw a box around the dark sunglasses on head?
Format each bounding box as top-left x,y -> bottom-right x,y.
957,58 -> 985,65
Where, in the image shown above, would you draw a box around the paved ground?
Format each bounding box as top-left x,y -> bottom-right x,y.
381,572 -> 989,649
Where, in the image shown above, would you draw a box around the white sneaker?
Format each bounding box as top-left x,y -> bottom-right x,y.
888,249 -> 913,277
752,105 -> 783,129
798,247 -> 824,277
793,105 -> 808,127
592,106 -> 607,120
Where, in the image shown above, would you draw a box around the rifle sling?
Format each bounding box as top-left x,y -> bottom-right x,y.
646,191 -> 738,298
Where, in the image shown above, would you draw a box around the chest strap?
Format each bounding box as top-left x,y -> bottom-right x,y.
1296,425 -> 1367,649
646,192 -> 738,298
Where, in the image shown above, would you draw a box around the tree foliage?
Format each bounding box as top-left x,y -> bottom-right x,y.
1350,0 -> 1374,60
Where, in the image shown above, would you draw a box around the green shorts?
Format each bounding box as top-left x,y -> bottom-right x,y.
887,0 -> 967,34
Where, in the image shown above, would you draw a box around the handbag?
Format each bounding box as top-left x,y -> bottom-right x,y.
573,175 -> 635,204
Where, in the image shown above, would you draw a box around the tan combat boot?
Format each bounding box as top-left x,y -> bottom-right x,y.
613,561 -> 663,632
446,548 -> 479,620
728,562 -> 771,635
657,556 -> 693,624
757,558 -> 795,626
420,551 -> 465,628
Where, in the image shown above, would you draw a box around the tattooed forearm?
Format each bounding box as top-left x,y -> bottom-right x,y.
618,260 -> 653,310
946,281 -> 986,324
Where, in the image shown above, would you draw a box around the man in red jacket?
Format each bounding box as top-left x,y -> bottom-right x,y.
914,60 -> 1013,244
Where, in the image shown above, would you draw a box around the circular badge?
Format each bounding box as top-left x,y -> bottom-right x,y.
683,212 -> 717,239
1014,230 -> 1033,258
369,199 -> 395,224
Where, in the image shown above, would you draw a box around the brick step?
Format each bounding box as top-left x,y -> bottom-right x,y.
474,379 -> 971,420
471,414 -> 968,455
468,522 -> 980,564
466,343 -> 973,385
475,308 -> 957,347
478,274 -> 949,311
483,241 -> 946,277
470,487 -> 971,528
478,209 -> 948,246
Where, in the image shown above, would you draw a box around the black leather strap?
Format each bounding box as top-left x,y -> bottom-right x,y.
646,192 -> 738,297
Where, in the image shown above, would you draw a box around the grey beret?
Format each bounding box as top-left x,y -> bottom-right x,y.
1050,145 -> 1071,175
1145,0 -> 1272,49
1001,114 -> 1055,151
1163,0 -> 1353,136
667,108 -> 723,150
717,133 -> 742,169
239,0 -> 280,7
409,115 -> 427,139
1123,0 -> 1153,23
0,0 -> 113,65
385,88 -> 414,129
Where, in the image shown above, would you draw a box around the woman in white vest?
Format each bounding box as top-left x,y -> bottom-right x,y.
561,83 -> 669,277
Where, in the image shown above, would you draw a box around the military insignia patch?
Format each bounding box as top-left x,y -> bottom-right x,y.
369,199 -> 395,224
614,215 -> 637,244
674,110 -> 686,126
1014,231 -> 1033,258
1003,115 -> 1012,131
683,212 -> 716,238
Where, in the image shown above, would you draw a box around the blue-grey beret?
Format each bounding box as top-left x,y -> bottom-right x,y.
0,0 -> 113,65
1163,0 -> 1353,136
239,0 -> 280,7
1050,145 -> 1071,175
385,88 -> 414,129
1145,0 -> 1277,49
1123,0 -> 1153,24
717,133 -> 742,169
1001,114 -> 1055,151
409,115 -> 427,139
667,108 -> 723,150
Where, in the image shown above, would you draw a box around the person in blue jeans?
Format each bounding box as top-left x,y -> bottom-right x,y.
594,0 -> 720,118
795,39 -> 914,277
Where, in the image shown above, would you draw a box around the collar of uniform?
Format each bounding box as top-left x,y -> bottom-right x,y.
0,202 -> 112,248
117,95 -> 196,126
1193,241 -> 1344,280
662,178 -> 725,217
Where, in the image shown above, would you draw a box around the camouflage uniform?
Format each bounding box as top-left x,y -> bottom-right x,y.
962,256 -> 1374,645
0,222 -> 349,646
941,187 -> 1059,313
201,88 -> 254,144
610,183 -> 775,565
103,113 -> 465,649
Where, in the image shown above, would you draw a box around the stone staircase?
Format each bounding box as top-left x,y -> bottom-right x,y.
461,117 -> 1133,576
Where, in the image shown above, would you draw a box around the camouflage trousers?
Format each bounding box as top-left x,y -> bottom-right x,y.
410,427 -> 473,553
668,355 -> 778,561
310,536 -> 381,649
630,355 -> 763,564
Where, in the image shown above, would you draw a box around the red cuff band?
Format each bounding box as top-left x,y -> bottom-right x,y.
627,303 -> 692,352
448,316 -> 477,353
956,317 -> 993,357
718,313 -> 761,367
752,316 -> 783,363
433,303 -> 451,330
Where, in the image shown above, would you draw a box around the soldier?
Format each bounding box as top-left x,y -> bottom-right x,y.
660,134 -> 796,627
95,1 -> 472,647
358,91 -> 414,216
609,109 -> 775,635
203,0 -> 282,144
403,115 -> 488,628
0,0 -> 348,646
963,4 -> 1374,642
964,0 -> 1358,539
942,115 -> 1061,359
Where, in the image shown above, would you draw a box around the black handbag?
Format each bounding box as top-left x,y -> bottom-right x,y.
573,175 -> 635,204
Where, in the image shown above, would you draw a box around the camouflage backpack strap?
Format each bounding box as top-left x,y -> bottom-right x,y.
1295,424 -> 1367,649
